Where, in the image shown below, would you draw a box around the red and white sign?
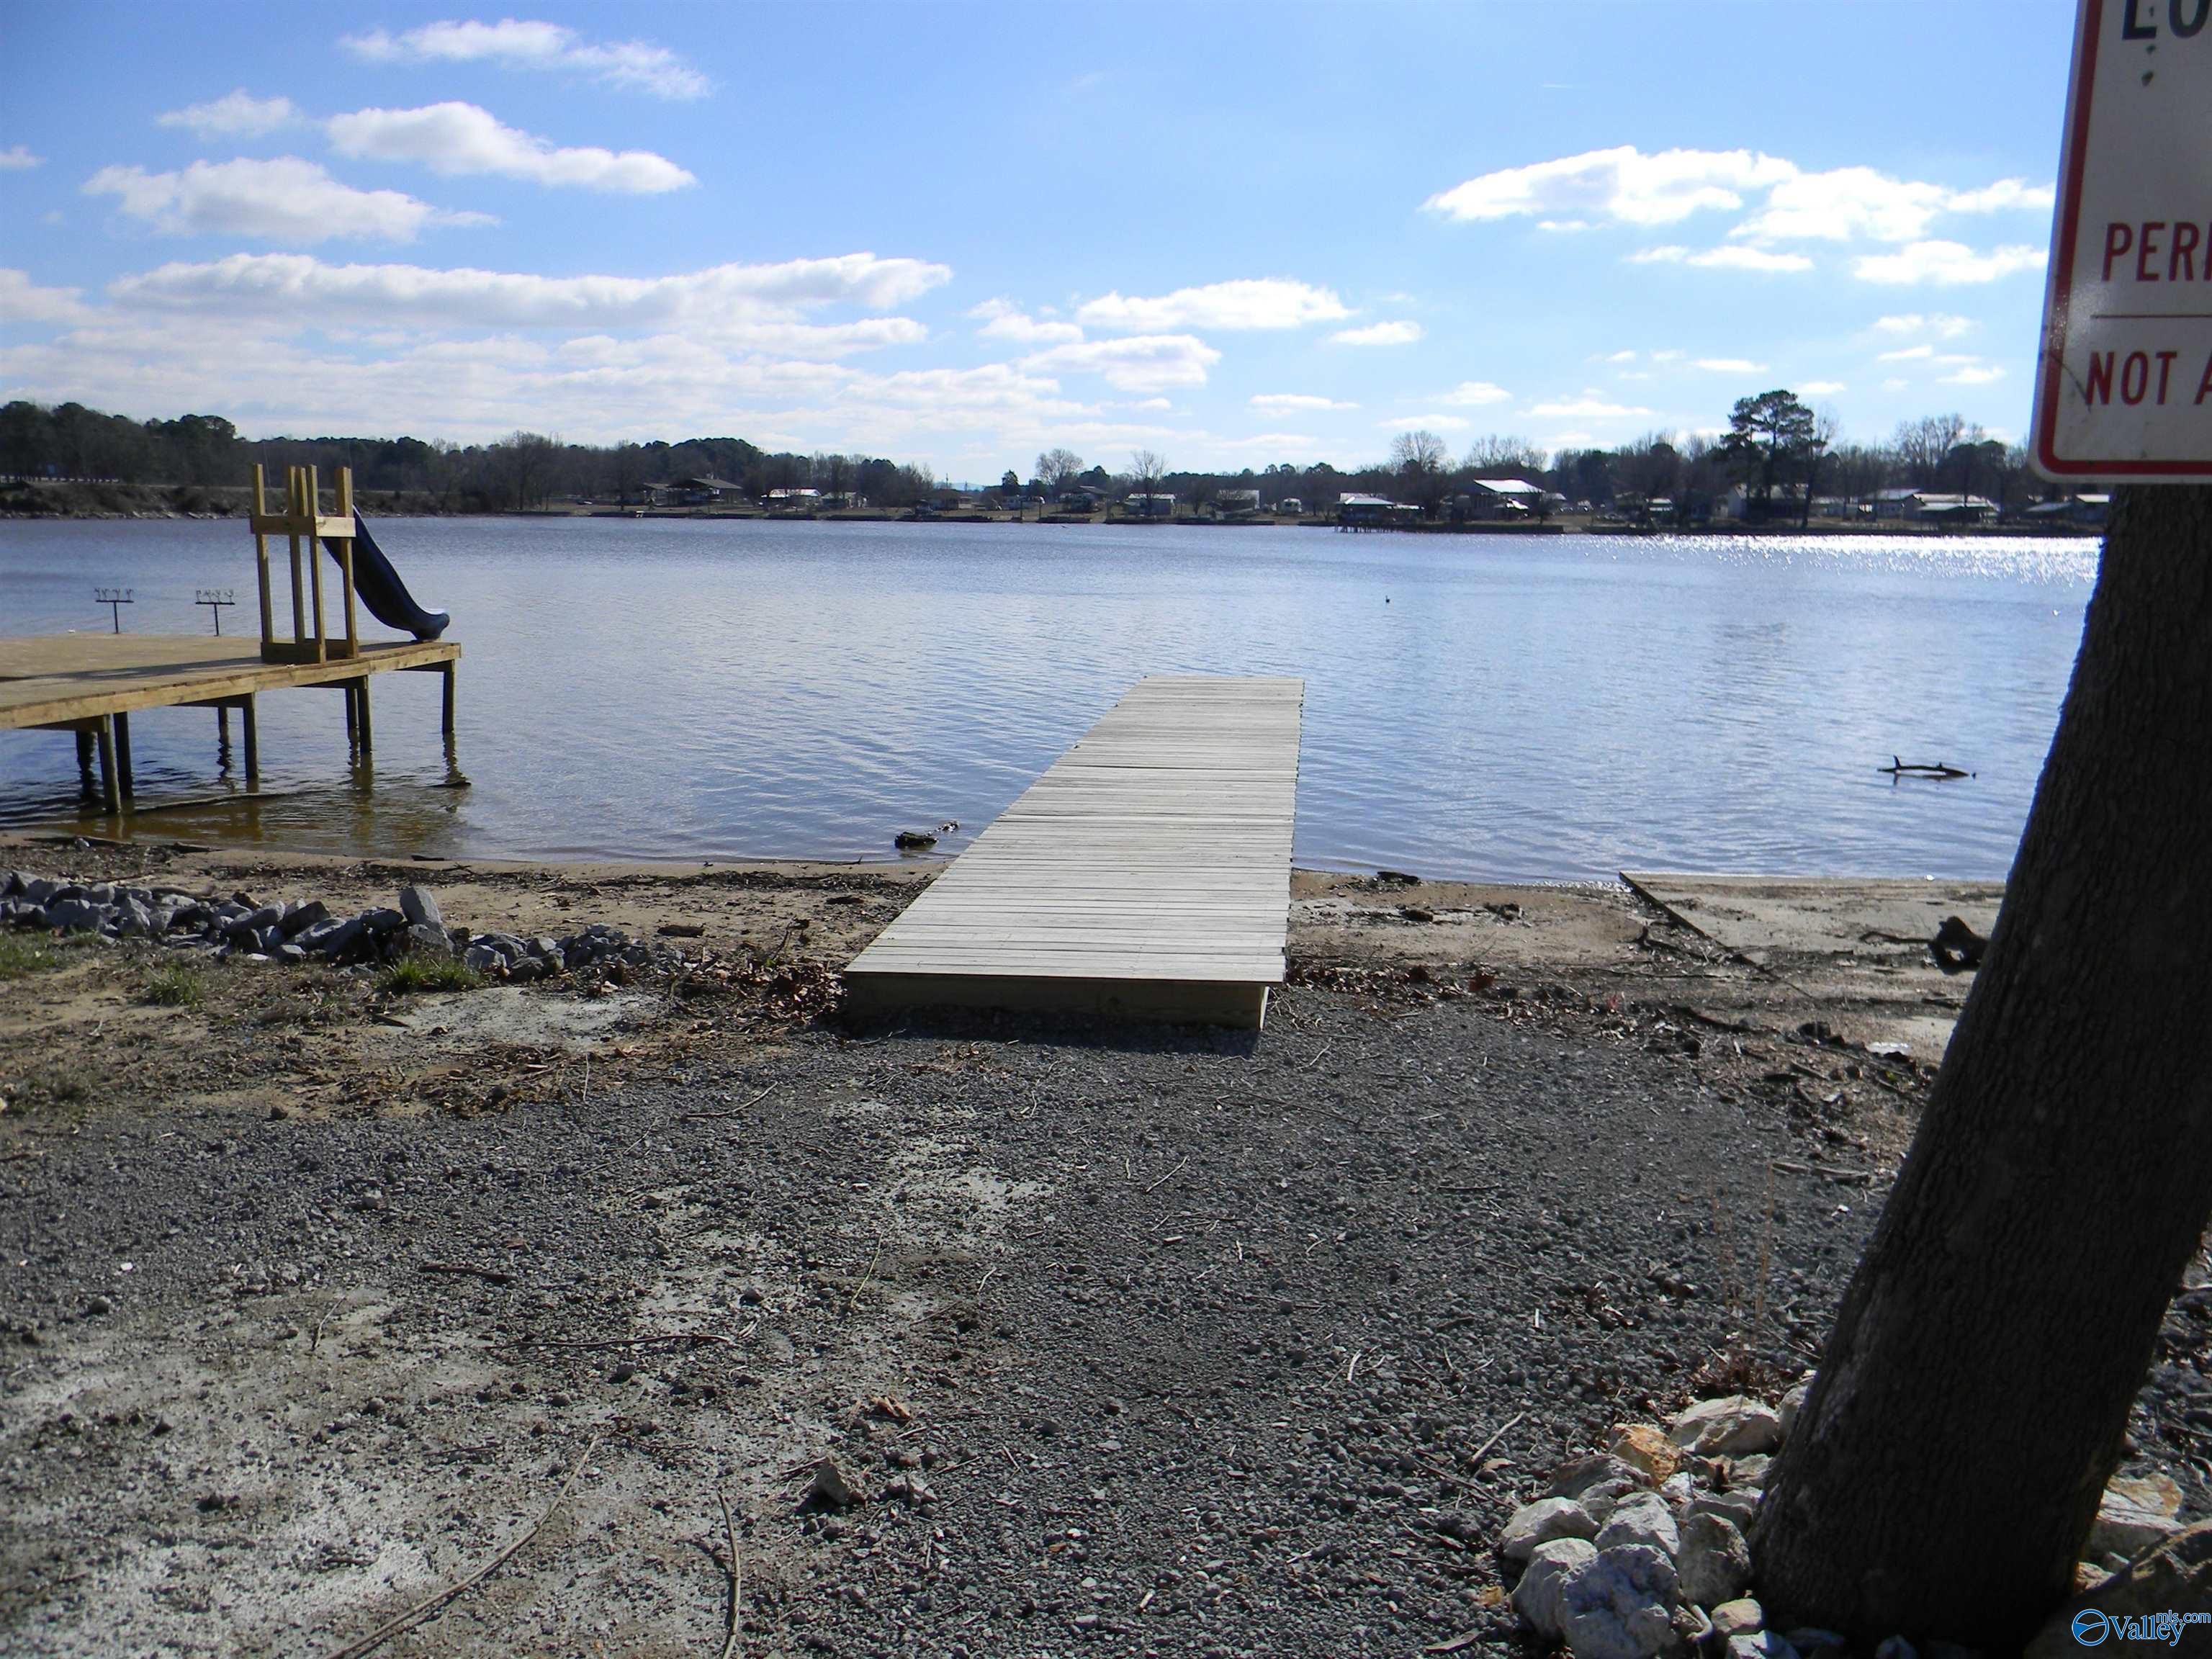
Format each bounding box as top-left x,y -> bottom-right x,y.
2033,0 -> 2212,480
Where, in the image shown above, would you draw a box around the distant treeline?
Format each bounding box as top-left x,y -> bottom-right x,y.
1,396 -> 2043,520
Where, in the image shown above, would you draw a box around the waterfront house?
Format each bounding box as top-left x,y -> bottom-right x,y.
1277,497 -> 1304,516
1337,493 -> 1396,527
1216,489 -> 1262,518
1122,493 -> 1176,518
1057,485 -> 1107,511
678,475 -> 745,505
1459,477 -> 1545,518
766,486 -> 822,509
2023,493 -> 2109,528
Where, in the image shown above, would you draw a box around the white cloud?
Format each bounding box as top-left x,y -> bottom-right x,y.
1380,414 -> 1471,431
84,158 -> 488,244
1872,313 -> 1976,338
1427,145 -> 1795,227
1526,396 -> 1653,419
1601,349 -> 1637,363
1249,392 -> 1357,413
1019,334 -> 1220,392
1438,380 -> 1511,406
0,269 -> 93,325
1075,279 -> 1348,333
1731,167 -> 2047,245
1853,240 -> 2046,285
1877,344 -> 1936,361
1799,380 -> 1846,395
968,298 -> 1082,344
1694,358 -> 1767,373
341,19 -> 709,100
1939,361 -> 2006,385
1331,320 -> 1422,346
0,145 -> 43,171
1946,179 -> 2056,215
328,103 -> 694,194
158,89 -> 302,139
1629,243 -> 1809,271
107,251 -> 950,346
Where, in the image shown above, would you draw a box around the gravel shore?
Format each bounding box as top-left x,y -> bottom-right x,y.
4,838 -> 2206,1655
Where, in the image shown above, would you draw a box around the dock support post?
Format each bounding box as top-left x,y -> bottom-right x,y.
353,676 -> 373,754
343,681 -> 359,749
95,718 -> 120,814
217,704 -> 231,768
75,728 -> 95,795
441,662 -> 456,737
306,464 -> 327,662
241,693 -> 260,789
113,712 -> 135,808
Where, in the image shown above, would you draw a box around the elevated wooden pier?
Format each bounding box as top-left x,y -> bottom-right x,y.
0,634 -> 459,813
844,675 -> 1303,1028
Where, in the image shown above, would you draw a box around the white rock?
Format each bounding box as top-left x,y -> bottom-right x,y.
1660,1471 -> 1696,1509
1596,1491 -> 1681,1557
1581,1475 -> 1646,1524
1501,1496 -> 1598,1563
1712,1597 -> 1766,1637
1546,1454 -> 1651,1501
1730,1635 -> 1801,1659
1561,1543 -> 1681,1659
1511,1537 -> 1596,1641
1690,1488 -> 1763,1531
1726,1453 -> 1773,1488
2087,1491 -> 2181,1560
1678,1510 -> 1753,1606
1669,1395 -> 1783,1457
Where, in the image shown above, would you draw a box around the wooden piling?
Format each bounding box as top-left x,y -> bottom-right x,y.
306,465 -> 327,662
95,718 -> 120,814
441,662 -> 456,735
251,464 -> 274,644
112,712 -> 134,806
241,693 -> 260,788
336,466 -> 359,656
287,467 -> 307,644
353,676 -> 372,752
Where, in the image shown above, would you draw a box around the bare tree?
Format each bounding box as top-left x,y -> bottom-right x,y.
1128,449 -> 1166,515
1389,429 -> 1453,517
1035,447 -> 1084,494
1464,433 -> 1547,475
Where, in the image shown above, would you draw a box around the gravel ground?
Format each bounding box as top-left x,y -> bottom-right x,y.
5,852 -> 2209,1653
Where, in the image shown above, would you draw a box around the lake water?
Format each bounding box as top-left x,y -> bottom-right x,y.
0,516 -> 2097,881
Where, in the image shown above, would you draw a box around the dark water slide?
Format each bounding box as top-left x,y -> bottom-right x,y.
329,511 -> 449,640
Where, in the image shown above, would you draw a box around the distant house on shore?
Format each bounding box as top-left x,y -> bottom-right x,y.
1718,482 -> 1809,521
1122,493 -> 1176,518
678,475 -> 745,505
1337,493 -> 1396,527
1057,485 -> 1107,511
1459,477 -> 1545,519
1873,489 -> 1997,526
766,486 -> 821,509
1216,488 -> 1262,518
1277,497 -> 1304,516
2023,493 -> 2109,528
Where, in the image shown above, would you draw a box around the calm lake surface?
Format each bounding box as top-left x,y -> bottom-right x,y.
0,517 -> 2096,881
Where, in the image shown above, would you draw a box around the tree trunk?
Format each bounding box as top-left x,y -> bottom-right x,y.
1752,486 -> 2212,1642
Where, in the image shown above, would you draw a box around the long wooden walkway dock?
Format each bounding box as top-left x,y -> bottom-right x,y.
844,675 -> 1303,1028
0,633 -> 459,812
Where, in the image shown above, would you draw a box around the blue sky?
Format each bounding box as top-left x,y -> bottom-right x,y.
1,1 -> 2080,479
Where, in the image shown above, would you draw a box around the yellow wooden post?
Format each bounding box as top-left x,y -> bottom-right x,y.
251,464 -> 274,646
287,466 -> 307,644
306,464 -> 327,662
335,465 -> 358,655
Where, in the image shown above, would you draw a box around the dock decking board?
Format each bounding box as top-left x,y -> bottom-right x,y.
843,675 -> 1303,1028
0,634 -> 459,731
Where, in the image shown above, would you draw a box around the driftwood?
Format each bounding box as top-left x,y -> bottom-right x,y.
1881,755 -> 1974,780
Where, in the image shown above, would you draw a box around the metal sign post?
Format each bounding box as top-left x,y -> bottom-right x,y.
196,588 -> 237,636
2032,0 -> 2212,480
93,588 -> 133,633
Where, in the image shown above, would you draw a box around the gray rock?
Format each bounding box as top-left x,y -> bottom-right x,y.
276,943 -> 307,964
506,956 -> 545,984
278,900 -> 328,938
1545,1455 -> 1651,1502
1778,1381 -> 1810,1441
7,902 -> 48,927
1712,1599 -> 1765,1637
463,943 -> 503,974
2088,1490 -> 2185,1560
1679,1511 -> 1753,1607
84,883 -> 116,906
23,877 -> 58,904
46,897 -> 103,931
252,925 -> 283,953
116,896 -> 154,936
1726,1454 -> 1772,1488
405,922 -> 453,958
314,917 -> 368,958
0,871 -> 22,896
1729,1636 -> 1801,1659
1501,1496 -> 1599,1563
530,935 -> 558,959
1511,1536 -> 1596,1641
1669,1395 -> 1783,1457
1785,1631 -> 1848,1658
1560,1543 -> 1681,1659
2025,1518 -> 2212,1659
359,907 -> 406,934
397,886 -> 443,931
1689,1488 -> 1763,1531
1596,1491 -> 1680,1557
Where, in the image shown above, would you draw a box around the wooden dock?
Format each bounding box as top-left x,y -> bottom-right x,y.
844,675 -> 1303,1028
0,633 -> 459,812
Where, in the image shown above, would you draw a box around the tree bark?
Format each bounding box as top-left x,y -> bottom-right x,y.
1752,486 -> 2212,1642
